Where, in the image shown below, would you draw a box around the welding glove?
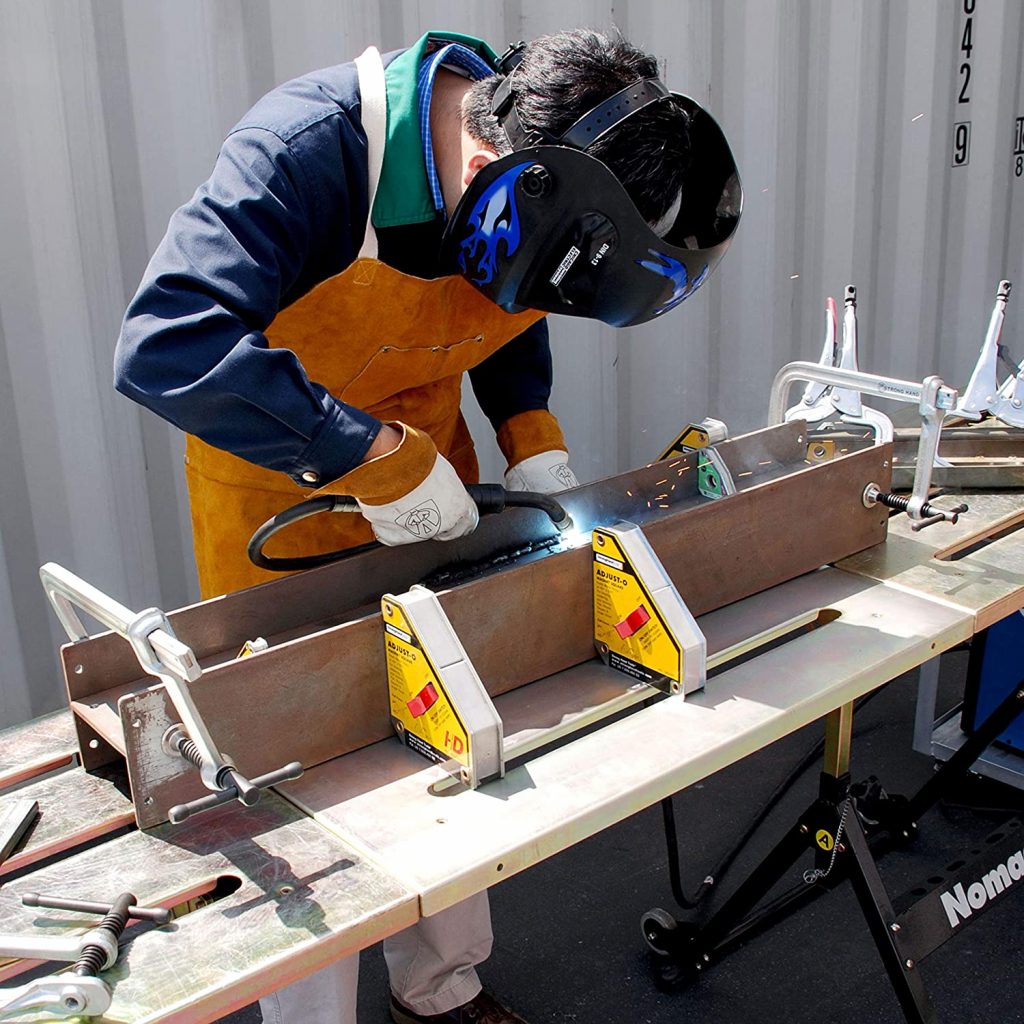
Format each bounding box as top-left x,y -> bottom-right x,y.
316,422 -> 479,545
497,409 -> 579,493
505,450 -> 579,493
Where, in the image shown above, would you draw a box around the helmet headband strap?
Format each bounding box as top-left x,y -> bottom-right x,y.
558,77 -> 670,149
491,71 -> 671,153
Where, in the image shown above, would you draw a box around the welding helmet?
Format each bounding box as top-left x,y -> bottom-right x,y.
441,47 -> 742,328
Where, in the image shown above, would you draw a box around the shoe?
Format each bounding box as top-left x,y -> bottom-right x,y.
390,989 -> 529,1024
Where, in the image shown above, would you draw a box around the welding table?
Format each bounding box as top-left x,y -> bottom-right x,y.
2,492 -> 1022,1022
843,492 -> 1024,789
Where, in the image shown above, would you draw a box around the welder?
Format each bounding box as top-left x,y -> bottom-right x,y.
114,27 -> 740,1024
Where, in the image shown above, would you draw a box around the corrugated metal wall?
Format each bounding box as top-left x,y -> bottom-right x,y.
1,1 -> 1021,726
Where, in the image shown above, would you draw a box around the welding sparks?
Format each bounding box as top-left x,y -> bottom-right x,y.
738,471 -> 753,478
626,489 -> 633,497
790,274 -> 800,280
911,112 -> 925,122
655,479 -> 668,486
669,460 -> 682,468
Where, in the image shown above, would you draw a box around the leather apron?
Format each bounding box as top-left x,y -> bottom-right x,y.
184,47 -> 543,598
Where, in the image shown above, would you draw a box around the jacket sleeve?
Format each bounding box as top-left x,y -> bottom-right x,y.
467,317 -> 553,429
468,318 -> 573,468
114,126 -> 380,486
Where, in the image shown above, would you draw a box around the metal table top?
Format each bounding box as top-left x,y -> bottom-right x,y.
283,568 -> 971,915
7,499 -> 1021,1019
0,767 -> 133,878
839,492 -> 1024,630
0,793 -> 416,1023
0,710 -> 77,789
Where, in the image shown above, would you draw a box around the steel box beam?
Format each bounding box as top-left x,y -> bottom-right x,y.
58,424 -> 891,826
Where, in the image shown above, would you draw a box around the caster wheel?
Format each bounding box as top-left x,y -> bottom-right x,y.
653,958 -> 691,992
641,907 -> 678,956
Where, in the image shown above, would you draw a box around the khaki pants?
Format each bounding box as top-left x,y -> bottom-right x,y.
259,892 -> 493,1024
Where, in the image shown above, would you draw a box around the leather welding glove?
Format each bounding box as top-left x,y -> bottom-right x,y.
315,422 -> 479,544
497,409 -> 579,493
505,450 -> 579,493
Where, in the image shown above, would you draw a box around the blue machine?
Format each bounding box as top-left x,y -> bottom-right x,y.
962,609 -> 1024,752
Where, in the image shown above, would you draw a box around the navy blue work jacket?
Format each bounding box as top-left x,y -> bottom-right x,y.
114,49 -> 552,486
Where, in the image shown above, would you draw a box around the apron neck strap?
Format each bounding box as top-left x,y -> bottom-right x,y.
354,46 -> 387,261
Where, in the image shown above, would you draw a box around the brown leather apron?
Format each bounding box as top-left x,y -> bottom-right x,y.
184,47 -> 543,598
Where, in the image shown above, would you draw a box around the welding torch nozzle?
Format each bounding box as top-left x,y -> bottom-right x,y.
465,485 -> 574,534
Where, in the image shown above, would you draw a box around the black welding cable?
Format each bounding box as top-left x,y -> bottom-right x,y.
247,495 -> 378,572
662,685 -> 888,911
247,485 -> 572,573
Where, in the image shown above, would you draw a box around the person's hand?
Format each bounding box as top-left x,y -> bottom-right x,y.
504,450 -> 578,493
358,449 -> 479,544
316,422 -> 478,545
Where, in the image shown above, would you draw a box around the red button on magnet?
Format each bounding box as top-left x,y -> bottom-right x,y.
614,604 -> 651,639
407,682 -> 440,718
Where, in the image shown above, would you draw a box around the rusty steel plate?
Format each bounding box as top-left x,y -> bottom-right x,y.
50,424 -> 891,825
59,423 -> 834,702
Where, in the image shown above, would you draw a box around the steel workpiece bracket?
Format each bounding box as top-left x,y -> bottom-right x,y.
45,423 -> 892,827
38,563 -> 302,824
770,362 -> 961,526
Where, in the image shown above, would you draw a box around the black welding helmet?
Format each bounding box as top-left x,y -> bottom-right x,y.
441,56 -> 742,328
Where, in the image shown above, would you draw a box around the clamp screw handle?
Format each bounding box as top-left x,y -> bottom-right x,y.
168,760 -> 304,824
73,892 -> 134,977
21,892 -> 170,925
862,484 -> 968,529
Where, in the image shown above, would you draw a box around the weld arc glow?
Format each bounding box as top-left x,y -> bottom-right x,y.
557,526 -> 593,552
636,251 -> 710,316
458,163 -> 531,286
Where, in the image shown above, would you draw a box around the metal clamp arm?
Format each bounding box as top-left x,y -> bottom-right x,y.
39,564 -> 230,790
769,363 -> 962,525
0,931 -> 92,962
954,280 -> 1012,421
40,564 -> 307,822
39,564 -> 199,682
0,975 -> 111,1020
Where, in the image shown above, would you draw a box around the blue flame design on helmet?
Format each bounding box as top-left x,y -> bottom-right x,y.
636,250 -> 710,316
458,162 -> 532,286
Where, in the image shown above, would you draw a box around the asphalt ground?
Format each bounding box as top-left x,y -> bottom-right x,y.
224,649 -> 1024,1024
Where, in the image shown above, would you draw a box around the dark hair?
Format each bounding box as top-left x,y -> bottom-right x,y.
463,29 -> 690,225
